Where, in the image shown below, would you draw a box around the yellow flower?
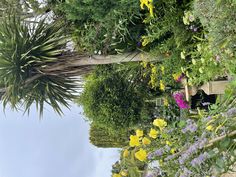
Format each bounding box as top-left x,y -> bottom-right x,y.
129,135 -> 140,147
136,129 -> 143,137
163,98 -> 169,106
140,0 -> 154,17
140,0 -> 148,9
135,148 -> 147,161
113,173 -> 122,177
141,61 -> 148,68
120,170 -> 128,176
141,37 -> 150,46
142,137 -> 151,145
172,73 -> 181,81
206,125 -> 214,131
148,4 -> 154,17
166,141 -> 171,146
170,148 -> 176,154
123,149 -> 129,158
159,159 -> 163,166
160,80 -> 165,91
148,128 -> 158,139
161,66 -> 165,74
153,118 -> 167,130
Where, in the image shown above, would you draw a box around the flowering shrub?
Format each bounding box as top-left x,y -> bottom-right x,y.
111,93 -> 236,176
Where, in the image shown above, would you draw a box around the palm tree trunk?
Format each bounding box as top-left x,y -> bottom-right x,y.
0,51 -> 164,94
41,51 -> 160,73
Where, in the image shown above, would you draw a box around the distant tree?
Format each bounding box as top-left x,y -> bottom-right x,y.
89,123 -> 128,148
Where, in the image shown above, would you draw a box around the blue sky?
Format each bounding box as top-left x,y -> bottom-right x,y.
0,103 -> 120,177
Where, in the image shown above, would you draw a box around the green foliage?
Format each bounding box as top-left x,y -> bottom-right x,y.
78,65 -> 144,128
0,15 -> 77,115
89,123 -> 128,148
50,0 -> 144,54
193,0 -> 236,58
186,42 -> 226,86
142,0 -> 195,53
179,0 -> 236,86
0,0 -> 46,18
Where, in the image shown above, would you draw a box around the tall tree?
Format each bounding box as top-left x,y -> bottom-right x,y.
0,15 -> 160,114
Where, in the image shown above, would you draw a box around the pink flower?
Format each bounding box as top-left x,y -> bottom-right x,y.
173,92 -> 190,109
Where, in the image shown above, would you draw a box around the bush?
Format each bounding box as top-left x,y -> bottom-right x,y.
78,65 -> 145,128
49,0 -> 145,54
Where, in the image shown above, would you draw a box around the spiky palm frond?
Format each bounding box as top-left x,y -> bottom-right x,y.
0,16 -> 77,115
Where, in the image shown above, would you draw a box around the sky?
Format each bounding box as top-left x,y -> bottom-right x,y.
0,103 -> 120,177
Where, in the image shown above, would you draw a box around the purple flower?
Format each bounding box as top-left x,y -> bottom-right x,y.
178,138 -> 208,164
225,107 -> 236,118
165,145 -> 171,151
198,138 -> 208,149
204,116 -> 212,122
173,92 -> 190,109
148,153 -> 154,160
166,155 -> 175,161
182,119 -> 198,133
179,157 -> 185,165
137,41 -> 142,47
190,152 -> 209,167
188,123 -> 198,132
187,144 -> 198,154
154,149 -> 164,156
176,73 -> 185,82
180,167 -> 192,177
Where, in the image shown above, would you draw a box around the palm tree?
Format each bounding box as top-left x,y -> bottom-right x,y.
0,16 -> 161,114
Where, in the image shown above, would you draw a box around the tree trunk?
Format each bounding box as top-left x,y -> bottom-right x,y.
0,51 -> 164,94
41,51 -> 160,73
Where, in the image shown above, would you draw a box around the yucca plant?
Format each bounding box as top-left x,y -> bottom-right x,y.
0,14 -> 153,115
0,15 -> 77,115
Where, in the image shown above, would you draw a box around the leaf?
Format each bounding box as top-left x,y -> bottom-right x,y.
219,137 -> 231,149
216,158 -> 225,169
178,120 -> 186,128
